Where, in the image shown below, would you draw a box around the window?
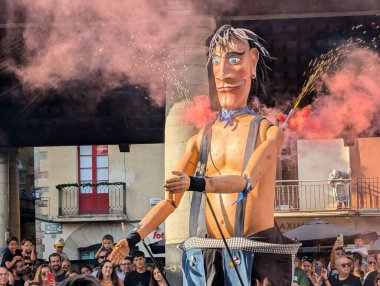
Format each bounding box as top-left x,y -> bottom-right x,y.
78,145 -> 109,192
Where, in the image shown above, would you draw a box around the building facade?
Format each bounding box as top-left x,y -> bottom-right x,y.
33,144 -> 165,260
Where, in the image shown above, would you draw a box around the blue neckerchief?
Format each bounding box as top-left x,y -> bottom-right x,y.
217,107 -> 256,126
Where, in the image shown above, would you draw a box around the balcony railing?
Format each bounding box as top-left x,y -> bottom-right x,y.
356,178 -> 380,210
275,178 -> 380,213
56,182 -> 126,216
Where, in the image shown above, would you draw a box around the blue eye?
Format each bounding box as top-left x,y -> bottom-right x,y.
212,57 -> 220,65
229,57 -> 240,64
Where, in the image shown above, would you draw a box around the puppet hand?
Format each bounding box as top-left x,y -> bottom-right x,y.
109,239 -> 130,265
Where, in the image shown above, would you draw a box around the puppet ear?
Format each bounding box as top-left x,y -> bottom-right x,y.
249,48 -> 259,77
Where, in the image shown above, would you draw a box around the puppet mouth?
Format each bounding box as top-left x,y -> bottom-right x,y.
217,80 -> 245,91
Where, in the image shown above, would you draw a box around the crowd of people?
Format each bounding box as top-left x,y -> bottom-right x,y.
0,235 -> 167,286
293,234 -> 380,286
3,232 -> 380,286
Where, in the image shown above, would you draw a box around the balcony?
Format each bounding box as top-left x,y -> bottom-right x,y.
274,178 -> 380,216
56,182 -> 126,222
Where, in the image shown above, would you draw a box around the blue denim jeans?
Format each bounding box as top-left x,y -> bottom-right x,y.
182,248 -> 206,286
182,248 -> 254,286
223,249 -> 254,286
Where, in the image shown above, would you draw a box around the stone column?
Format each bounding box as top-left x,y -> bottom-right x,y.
9,148 -> 20,239
0,148 -> 20,247
0,149 -> 10,248
164,7 -> 216,284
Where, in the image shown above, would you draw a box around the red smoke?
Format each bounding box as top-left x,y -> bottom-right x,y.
182,95 -> 216,129
287,48 -> 380,140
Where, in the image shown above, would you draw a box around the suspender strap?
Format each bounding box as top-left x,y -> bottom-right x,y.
189,116 -> 268,238
234,116 -> 264,237
189,123 -> 213,237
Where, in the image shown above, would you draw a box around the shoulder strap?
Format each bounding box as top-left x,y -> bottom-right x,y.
234,116 -> 265,237
189,123 -> 213,237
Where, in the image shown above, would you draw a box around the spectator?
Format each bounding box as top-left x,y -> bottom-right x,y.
363,253 -> 380,286
365,255 -> 377,275
293,257 -> 310,286
301,257 -> 317,285
49,253 -> 66,284
22,257 -> 34,282
96,260 -> 122,286
53,239 -> 67,261
20,240 -> 36,263
351,252 -> 363,272
351,235 -> 369,266
95,235 -> 114,260
149,266 -> 167,286
124,251 -> 150,286
1,237 -> 23,270
61,259 -> 71,273
0,267 -> 10,286
375,274 -> 380,286
329,239 -> 345,271
91,250 -> 108,277
79,265 -> 92,276
33,264 -> 53,286
116,258 -> 133,281
11,260 -> 26,286
323,256 -> 362,286
59,275 -> 102,286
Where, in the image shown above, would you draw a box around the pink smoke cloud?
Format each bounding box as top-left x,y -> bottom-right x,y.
287,48 -> 380,141
4,0 -> 187,106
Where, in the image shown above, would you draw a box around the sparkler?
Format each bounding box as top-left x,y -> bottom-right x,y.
281,21 -> 379,130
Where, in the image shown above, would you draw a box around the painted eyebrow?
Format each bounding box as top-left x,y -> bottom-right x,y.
212,50 -> 246,57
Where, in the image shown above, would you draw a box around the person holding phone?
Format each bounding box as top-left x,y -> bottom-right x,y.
28,264 -> 54,286
321,256 -> 362,286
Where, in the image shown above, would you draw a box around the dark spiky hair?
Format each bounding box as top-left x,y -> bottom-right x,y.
207,25 -> 273,103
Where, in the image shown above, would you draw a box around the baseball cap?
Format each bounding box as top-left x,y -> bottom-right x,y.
54,238 -> 65,247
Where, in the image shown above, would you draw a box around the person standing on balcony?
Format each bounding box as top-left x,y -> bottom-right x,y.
110,24 -> 298,285
328,169 -> 351,209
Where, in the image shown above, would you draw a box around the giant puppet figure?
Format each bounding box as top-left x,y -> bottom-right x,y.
110,25 -> 299,285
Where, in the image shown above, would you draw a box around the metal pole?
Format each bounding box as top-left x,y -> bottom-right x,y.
142,240 -> 171,286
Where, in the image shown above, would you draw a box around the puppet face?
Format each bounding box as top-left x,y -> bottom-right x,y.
211,37 -> 259,110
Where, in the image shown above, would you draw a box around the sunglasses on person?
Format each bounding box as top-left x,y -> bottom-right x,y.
368,261 -> 377,265
99,256 -> 106,259
41,271 -> 51,277
339,263 -> 352,268
25,263 -> 34,266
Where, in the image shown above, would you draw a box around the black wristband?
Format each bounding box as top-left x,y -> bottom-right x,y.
126,231 -> 141,248
189,176 -> 206,193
